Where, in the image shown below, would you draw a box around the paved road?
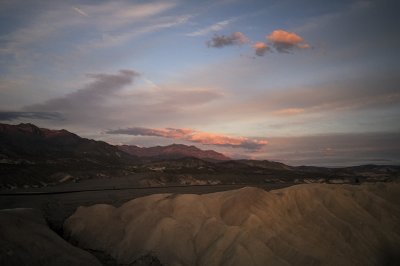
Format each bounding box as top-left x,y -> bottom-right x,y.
0,183 -> 292,195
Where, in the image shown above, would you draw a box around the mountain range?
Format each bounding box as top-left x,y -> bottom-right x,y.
0,123 -> 233,187
0,123 -> 133,163
0,122 -> 398,189
117,144 -> 230,161
0,123 -> 229,162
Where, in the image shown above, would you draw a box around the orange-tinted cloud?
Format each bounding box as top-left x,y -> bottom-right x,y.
207,32 -> 249,48
253,41 -> 269,56
207,29 -> 310,55
267,30 -> 310,53
272,108 -> 305,116
107,127 -> 267,150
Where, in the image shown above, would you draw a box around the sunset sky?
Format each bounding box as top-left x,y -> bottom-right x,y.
0,0 -> 399,166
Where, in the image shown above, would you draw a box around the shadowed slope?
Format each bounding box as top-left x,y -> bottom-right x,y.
64,183 -> 400,266
0,208 -> 101,266
0,123 -> 133,162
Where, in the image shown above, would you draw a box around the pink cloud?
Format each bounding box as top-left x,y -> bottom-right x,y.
253,41 -> 269,56
267,29 -> 310,53
107,127 -> 267,150
272,108 -> 305,116
207,29 -> 310,56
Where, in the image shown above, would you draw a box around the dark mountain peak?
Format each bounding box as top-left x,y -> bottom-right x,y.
1,123 -> 46,139
0,122 -> 134,163
16,123 -> 38,129
0,122 -> 37,134
169,143 -> 188,148
0,122 -> 78,139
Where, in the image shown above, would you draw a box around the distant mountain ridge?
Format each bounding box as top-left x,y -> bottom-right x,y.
0,123 -> 133,163
0,123 -> 229,162
1,122 -> 398,189
117,144 -> 230,161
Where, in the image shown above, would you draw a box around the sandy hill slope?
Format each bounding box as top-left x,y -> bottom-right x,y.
64,183 -> 400,266
0,208 -> 101,266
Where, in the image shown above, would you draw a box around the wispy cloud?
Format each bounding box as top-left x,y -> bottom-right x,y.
26,70 -> 139,112
207,32 -> 249,48
81,15 -> 191,49
115,2 -> 176,20
260,132 -> 400,166
17,69 -> 223,128
78,1 -> 178,29
272,108 -> 305,116
187,18 -> 235,36
230,73 -> 400,119
22,70 -> 139,126
107,127 -> 268,150
72,7 -> 88,17
0,1 -> 185,62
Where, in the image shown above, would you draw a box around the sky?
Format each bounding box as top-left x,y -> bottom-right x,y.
0,0 -> 399,166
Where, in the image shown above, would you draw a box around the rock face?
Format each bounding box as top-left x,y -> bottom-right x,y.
0,208 -> 101,266
64,183 -> 400,266
118,144 -> 230,161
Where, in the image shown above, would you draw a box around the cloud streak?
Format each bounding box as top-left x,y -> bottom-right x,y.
107,127 -> 268,150
0,111 -> 63,121
20,70 -> 139,128
26,70 -> 139,112
221,72 -> 400,128
17,69 -> 223,129
0,1 -> 186,62
72,7 -> 88,17
207,32 -> 249,48
260,132 -> 400,166
78,15 -> 191,50
272,108 -> 305,116
187,18 -> 235,37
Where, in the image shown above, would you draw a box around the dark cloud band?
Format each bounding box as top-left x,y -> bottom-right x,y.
0,111 -> 63,121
